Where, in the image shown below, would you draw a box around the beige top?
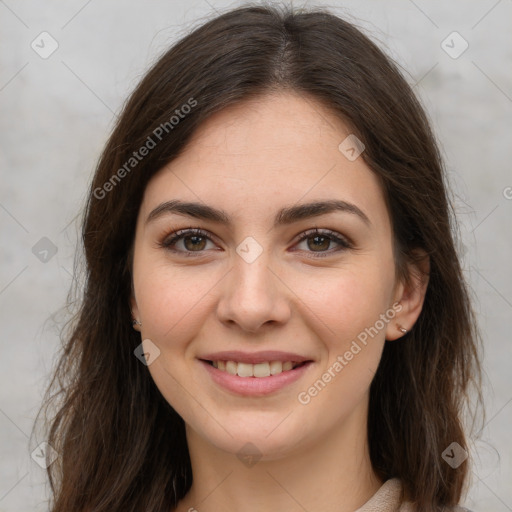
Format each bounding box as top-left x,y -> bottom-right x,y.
355,479 -> 471,512
355,478 -> 415,512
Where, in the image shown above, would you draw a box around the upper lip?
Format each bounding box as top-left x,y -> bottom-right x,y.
199,351 -> 312,364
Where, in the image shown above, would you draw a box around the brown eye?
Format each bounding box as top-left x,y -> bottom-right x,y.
160,228 -> 216,256
182,234 -> 207,251
294,228 -> 352,257
306,235 -> 331,251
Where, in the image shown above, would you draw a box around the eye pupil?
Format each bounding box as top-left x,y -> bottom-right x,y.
184,236 -> 206,251
308,235 -> 330,251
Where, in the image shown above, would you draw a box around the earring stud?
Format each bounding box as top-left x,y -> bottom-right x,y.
397,324 -> 407,334
132,319 -> 142,327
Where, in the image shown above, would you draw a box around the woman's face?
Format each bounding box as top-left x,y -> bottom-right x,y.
131,91 -> 409,459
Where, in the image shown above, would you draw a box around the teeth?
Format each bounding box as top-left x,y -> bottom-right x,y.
269,361 -> 282,375
211,360 -> 300,377
254,362 -> 270,377
225,361 -> 237,375
237,362 -> 253,377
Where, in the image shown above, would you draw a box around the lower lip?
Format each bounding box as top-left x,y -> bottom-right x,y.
199,360 -> 313,396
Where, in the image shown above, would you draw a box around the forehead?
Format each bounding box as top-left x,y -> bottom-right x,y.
141,92 -> 389,231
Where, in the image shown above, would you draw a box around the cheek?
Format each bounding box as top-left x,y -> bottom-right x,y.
297,261 -> 395,347
133,256 -> 217,343
293,268 -> 393,426
133,262 -> 217,422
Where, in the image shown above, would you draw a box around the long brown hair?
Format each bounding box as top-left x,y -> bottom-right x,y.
32,3 -> 484,511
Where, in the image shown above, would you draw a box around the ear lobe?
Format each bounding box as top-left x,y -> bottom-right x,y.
385,249 -> 430,341
130,295 -> 141,332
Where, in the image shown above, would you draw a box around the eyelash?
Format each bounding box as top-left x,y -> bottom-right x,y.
158,226 -> 353,258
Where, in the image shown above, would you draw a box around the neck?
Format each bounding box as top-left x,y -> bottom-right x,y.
174,397 -> 383,512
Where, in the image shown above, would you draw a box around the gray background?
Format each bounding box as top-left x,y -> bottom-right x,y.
1,0 -> 511,510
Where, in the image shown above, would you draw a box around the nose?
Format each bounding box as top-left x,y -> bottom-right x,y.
216,251 -> 292,333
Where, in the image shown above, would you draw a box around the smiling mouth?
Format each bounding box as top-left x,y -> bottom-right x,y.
202,359 -> 309,377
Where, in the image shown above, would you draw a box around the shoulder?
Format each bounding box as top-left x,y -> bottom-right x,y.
382,479 -> 476,512
401,500 -> 476,512
356,478 -> 475,512
446,506 -> 476,512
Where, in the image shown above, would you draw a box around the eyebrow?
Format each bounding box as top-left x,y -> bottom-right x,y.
146,199 -> 371,228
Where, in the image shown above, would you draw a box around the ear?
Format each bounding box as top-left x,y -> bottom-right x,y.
130,293 -> 142,332
125,243 -> 142,331
385,249 -> 430,341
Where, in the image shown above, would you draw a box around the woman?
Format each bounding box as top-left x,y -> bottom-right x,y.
34,4 -> 483,511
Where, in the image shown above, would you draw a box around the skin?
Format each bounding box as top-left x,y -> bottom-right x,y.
130,91 -> 429,512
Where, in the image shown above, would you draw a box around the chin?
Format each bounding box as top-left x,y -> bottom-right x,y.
186,411 -> 314,461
